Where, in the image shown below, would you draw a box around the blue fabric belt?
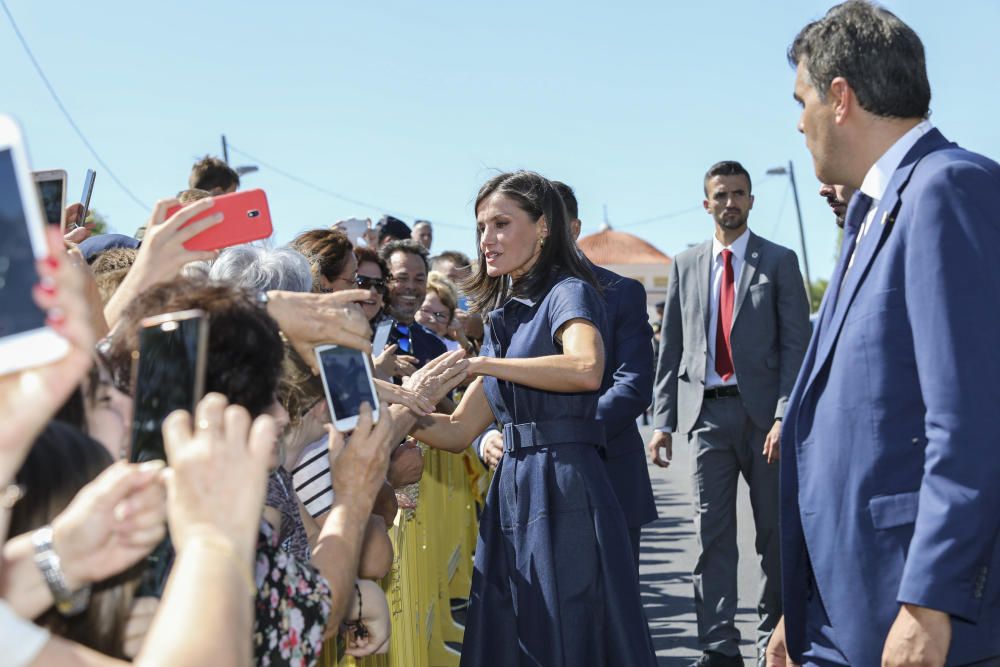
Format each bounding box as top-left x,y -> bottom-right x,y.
502,419 -> 605,453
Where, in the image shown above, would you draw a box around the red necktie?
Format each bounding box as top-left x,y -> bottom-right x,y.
715,249 -> 735,381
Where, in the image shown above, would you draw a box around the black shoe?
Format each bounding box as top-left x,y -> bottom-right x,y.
690,651 -> 743,667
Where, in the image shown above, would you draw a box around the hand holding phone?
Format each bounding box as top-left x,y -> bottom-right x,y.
315,344 -> 380,432
164,189 -> 273,252
0,116 -> 71,374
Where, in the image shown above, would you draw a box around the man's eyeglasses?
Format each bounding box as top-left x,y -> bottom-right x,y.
419,307 -> 450,323
356,275 -> 386,291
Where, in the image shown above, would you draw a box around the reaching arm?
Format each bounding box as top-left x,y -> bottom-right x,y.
410,379 -> 495,453
467,319 -> 605,393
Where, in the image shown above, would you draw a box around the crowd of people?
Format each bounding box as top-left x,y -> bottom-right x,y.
3,2 -> 1000,666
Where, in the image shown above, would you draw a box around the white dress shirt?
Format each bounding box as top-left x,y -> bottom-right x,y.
705,228 -> 749,388
848,119 -> 934,271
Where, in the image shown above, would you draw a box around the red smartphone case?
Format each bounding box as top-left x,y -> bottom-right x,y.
166,189 -> 273,252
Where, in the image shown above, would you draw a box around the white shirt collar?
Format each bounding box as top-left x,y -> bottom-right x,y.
860,119 -> 934,202
712,227 -> 750,262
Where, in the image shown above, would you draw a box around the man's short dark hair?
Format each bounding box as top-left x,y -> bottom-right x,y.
704,161 -> 752,196
380,239 -> 429,273
188,156 -> 240,192
550,181 -> 578,220
377,215 -> 412,245
788,0 -> 930,119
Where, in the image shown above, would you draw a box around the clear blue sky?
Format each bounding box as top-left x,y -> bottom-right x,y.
3,0 -> 998,281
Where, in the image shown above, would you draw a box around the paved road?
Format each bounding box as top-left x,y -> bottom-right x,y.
637,426 -> 762,666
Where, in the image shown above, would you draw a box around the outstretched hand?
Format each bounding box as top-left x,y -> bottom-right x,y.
266,289 -> 372,371
54,460 -> 167,590
403,349 -> 469,406
162,393 -> 277,558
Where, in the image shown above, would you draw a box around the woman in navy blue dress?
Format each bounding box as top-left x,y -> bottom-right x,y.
411,171 -> 656,666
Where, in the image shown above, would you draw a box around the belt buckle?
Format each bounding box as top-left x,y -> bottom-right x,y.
503,422 -> 537,453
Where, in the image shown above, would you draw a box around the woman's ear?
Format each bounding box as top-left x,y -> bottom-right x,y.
537,215 -> 549,243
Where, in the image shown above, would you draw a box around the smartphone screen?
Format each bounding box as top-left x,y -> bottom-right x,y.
386,320 -> 413,355
317,345 -> 378,428
36,178 -> 64,226
0,148 -> 47,338
372,318 -> 394,354
130,312 -> 207,463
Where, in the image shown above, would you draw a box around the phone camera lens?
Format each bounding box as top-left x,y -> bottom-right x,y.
247,209 -> 260,218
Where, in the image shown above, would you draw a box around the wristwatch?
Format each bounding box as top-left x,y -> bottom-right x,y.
32,525 -> 91,616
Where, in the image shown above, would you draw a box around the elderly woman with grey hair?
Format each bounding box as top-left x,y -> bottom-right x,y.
208,244 -> 313,294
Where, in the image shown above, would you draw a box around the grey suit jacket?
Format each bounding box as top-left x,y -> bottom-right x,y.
652,231 -> 810,434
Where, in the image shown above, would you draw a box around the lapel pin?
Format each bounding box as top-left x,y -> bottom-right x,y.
752,251 -> 758,259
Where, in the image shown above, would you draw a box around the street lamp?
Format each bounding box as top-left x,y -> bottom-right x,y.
220,135 -> 258,178
767,161 -> 814,309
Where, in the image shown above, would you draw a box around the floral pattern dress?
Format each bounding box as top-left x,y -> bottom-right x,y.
253,520 -> 332,667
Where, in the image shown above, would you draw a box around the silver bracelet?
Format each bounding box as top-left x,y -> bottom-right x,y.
32,525 -> 91,616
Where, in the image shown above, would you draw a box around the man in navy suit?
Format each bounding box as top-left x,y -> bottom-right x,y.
556,181 -> 658,569
768,3 -> 1000,666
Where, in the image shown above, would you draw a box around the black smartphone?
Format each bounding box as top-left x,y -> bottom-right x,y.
129,309 -> 208,463
385,319 -> 413,355
315,344 -> 380,432
77,169 -> 96,229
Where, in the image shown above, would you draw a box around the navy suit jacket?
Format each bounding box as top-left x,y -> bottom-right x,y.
409,322 -> 447,369
590,263 -> 658,529
780,129 -> 1000,665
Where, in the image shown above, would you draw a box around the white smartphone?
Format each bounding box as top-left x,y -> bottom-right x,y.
332,217 -> 371,247
314,344 -> 380,432
0,116 -> 70,375
32,168 -> 67,229
371,318 -> 394,355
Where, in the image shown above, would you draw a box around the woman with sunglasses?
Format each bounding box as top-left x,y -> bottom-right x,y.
409,171 -> 656,667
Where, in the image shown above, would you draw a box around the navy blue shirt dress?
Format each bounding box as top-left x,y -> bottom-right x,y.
459,275 -> 657,667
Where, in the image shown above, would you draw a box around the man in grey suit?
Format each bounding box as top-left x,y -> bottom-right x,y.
647,160 -> 810,667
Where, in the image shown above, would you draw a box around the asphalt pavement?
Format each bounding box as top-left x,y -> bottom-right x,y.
637,425 -> 761,666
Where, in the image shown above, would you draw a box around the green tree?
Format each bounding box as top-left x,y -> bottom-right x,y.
809,279 -> 829,311
84,208 -> 109,235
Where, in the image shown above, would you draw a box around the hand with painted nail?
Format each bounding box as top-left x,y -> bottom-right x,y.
0,226 -> 96,483
51,459 -> 168,591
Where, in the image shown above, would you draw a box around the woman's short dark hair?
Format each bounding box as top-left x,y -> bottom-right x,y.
464,171 -> 597,313
10,422 -> 135,658
788,0 -> 930,119
290,229 -> 355,292
105,277 -> 284,418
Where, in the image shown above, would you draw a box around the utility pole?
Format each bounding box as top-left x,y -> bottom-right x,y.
767,161 -> 814,309
221,134 -> 229,164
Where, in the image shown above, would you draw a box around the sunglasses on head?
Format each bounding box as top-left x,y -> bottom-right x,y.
355,275 -> 386,291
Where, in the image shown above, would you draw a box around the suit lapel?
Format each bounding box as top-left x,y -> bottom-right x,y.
733,232 -> 760,324
802,128 -> 951,396
693,241 -> 713,344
